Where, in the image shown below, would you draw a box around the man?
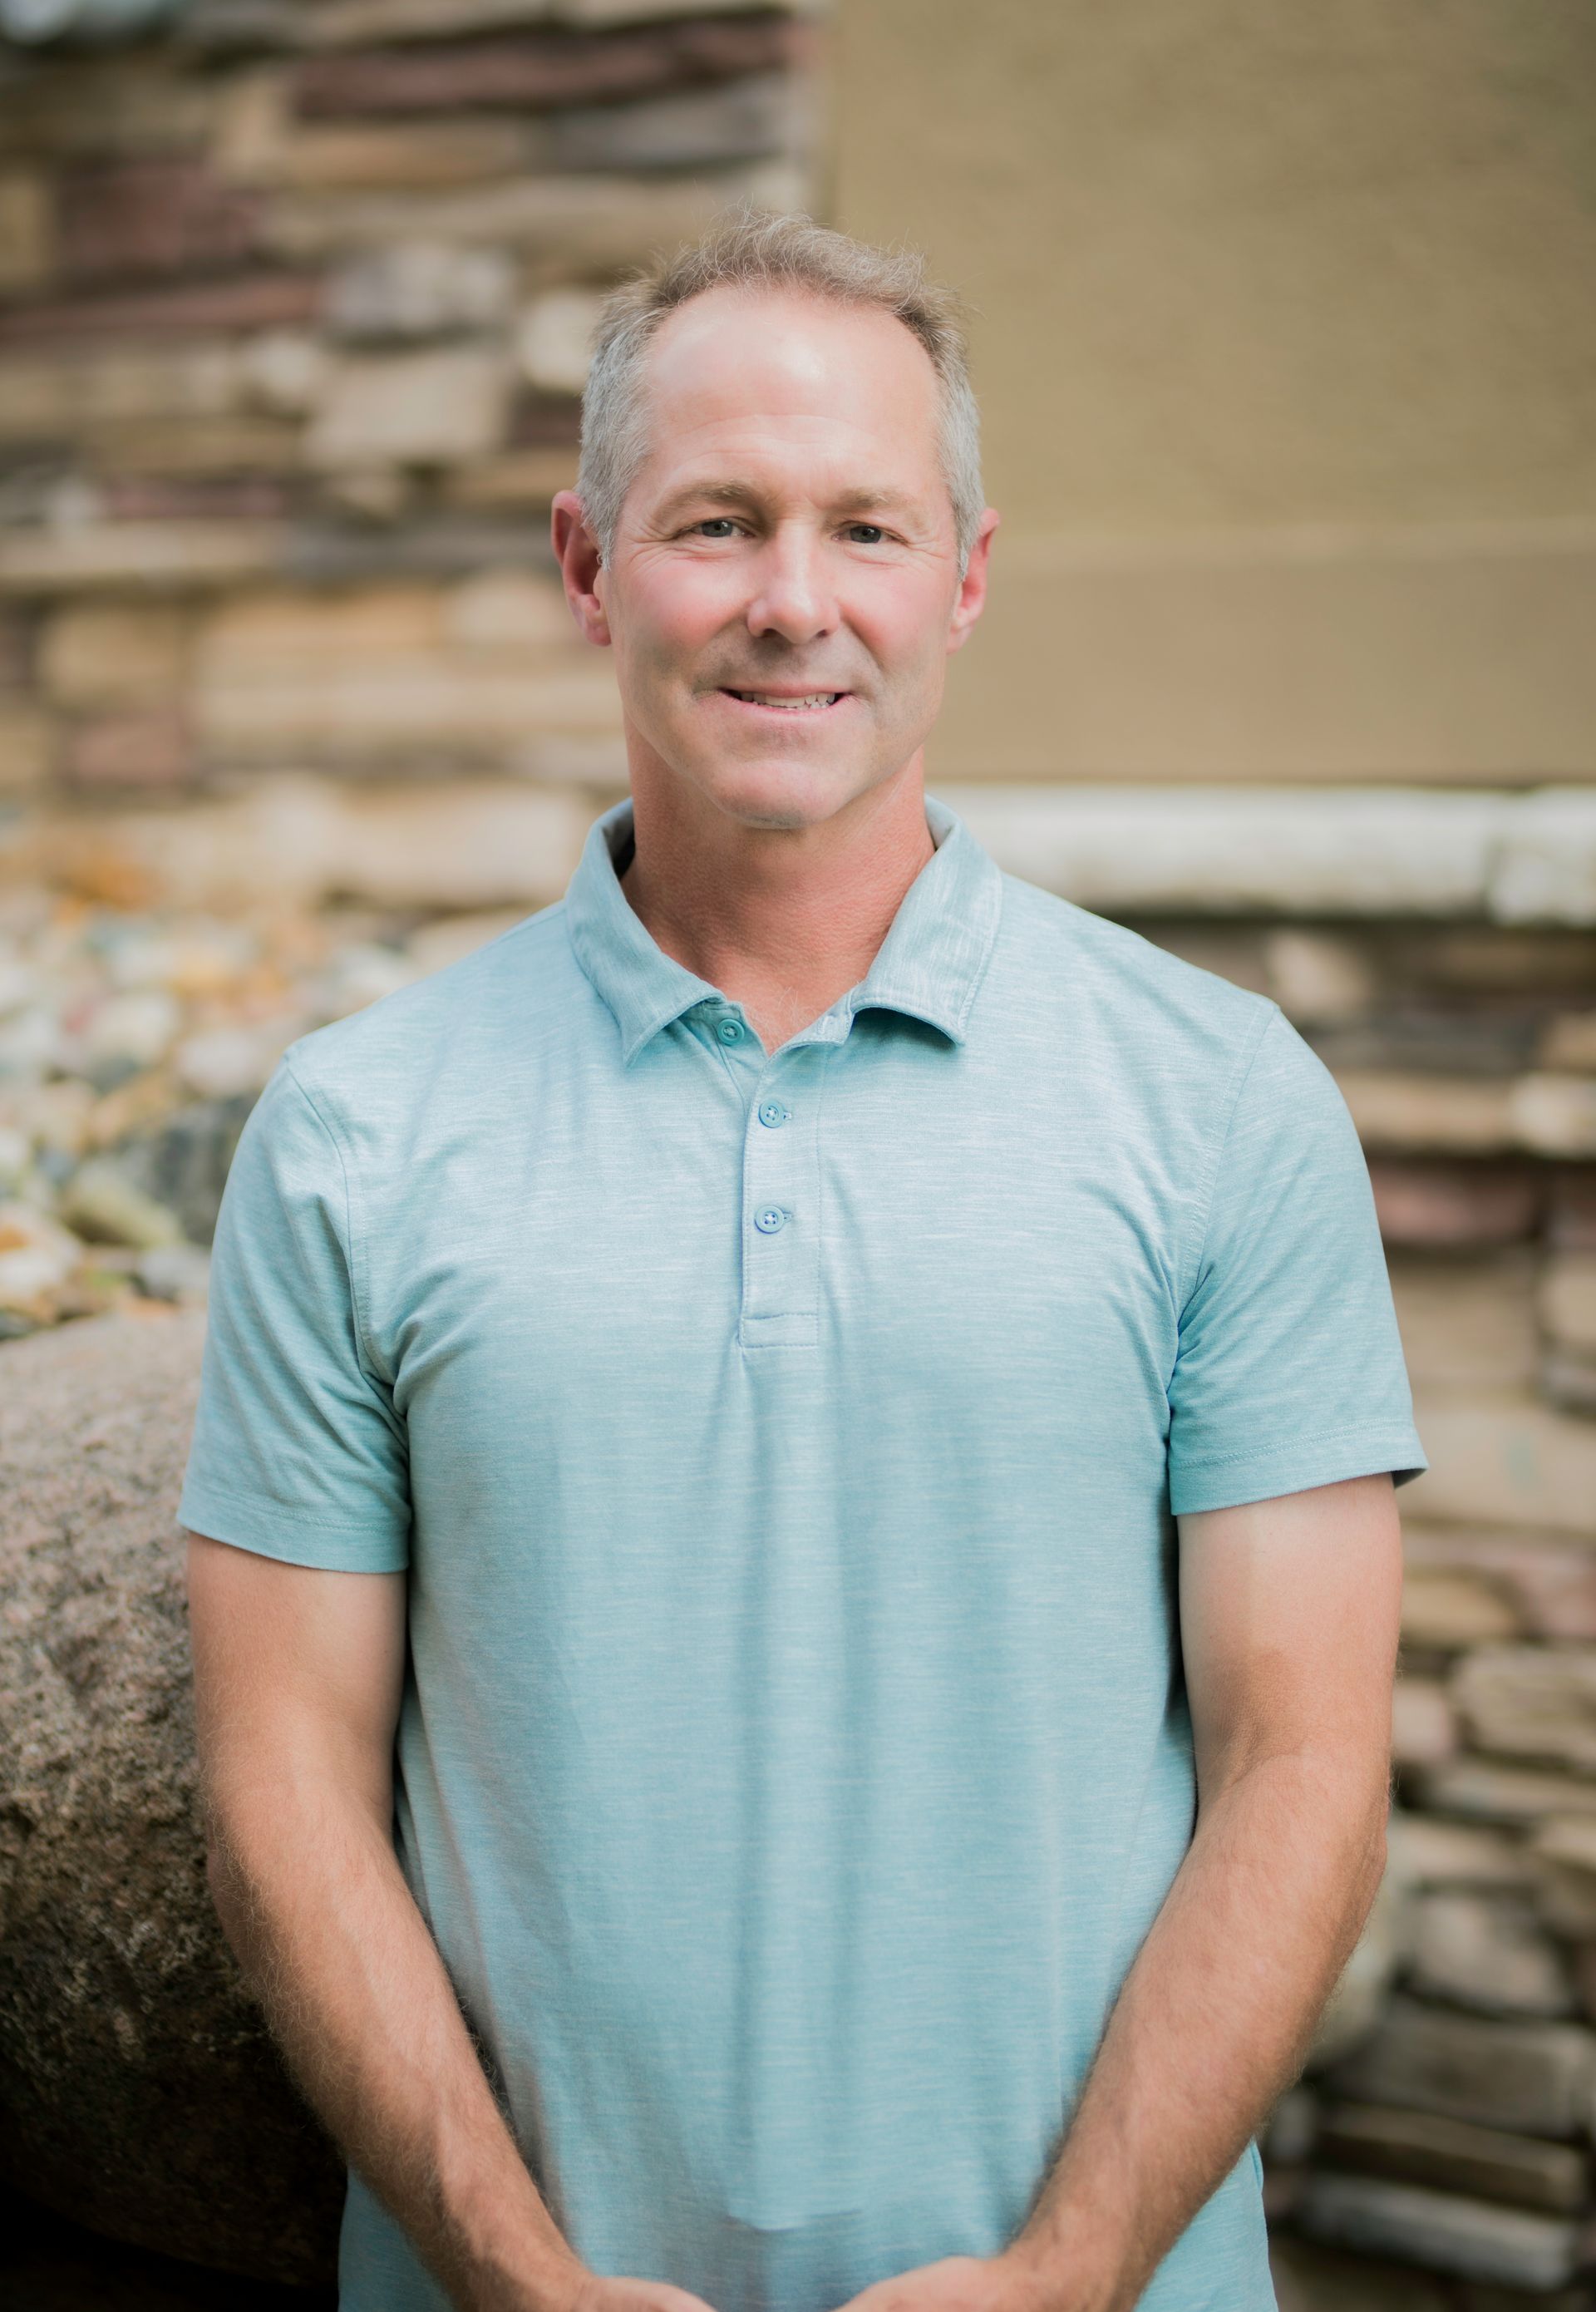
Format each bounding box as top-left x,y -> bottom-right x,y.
180,210 -> 1426,2312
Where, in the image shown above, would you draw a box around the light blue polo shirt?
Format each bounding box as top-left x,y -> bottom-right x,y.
178,791 -> 1426,2312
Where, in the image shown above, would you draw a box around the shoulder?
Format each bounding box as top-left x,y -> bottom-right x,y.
993,869 -> 1278,1082
275,898 -> 579,1136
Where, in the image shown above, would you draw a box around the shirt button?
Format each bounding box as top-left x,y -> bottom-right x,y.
757,1100 -> 790,1127
754,1206 -> 788,1235
717,1017 -> 745,1044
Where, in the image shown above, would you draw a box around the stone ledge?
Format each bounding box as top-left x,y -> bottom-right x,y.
935,785 -> 1596,925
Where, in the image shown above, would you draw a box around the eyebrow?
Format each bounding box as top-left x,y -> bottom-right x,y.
654,480 -> 928,522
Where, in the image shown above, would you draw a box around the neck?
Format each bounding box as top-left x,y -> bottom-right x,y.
618,754 -> 937,1056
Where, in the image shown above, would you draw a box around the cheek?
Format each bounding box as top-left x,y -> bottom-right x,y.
628,569 -> 739,672
849,584 -> 951,689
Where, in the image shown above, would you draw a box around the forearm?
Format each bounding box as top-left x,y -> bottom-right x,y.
1005,1750 -> 1387,2312
207,1767 -> 582,2312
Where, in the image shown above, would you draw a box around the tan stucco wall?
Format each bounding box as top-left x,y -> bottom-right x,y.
825,2 -> 1596,780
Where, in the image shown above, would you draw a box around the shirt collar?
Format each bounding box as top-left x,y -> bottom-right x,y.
564,790 -> 1004,1069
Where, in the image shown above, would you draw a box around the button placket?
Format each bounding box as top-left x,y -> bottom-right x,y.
738,1047 -> 825,1353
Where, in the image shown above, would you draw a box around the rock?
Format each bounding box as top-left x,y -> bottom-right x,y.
304,346 -> 513,470
0,1202 -> 83,1320
515,286 -> 603,396
1411,1757 -> 1596,1830
296,0 -> 797,40
0,1125 -> 28,1194
292,12 -> 798,115
105,1094 -> 257,1248
1261,929 -> 1377,1024
1407,1891 -> 1575,2019
0,343 -> 247,443
941,784 -> 1507,919
132,1241 -> 210,1304
1541,1255 -> 1596,1357
0,519 -> 283,599
1263,2083 -> 1321,2166
173,1023 -> 303,1101
441,567 -> 573,652
62,710 -> 195,792
1387,1812 -> 1534,1894
403,905 -> 527,976
0,274 -> 319,349
195,582 -> 443,669
237,326 -> 325,415
1540,1014 -> 1596,1072
0,705 -> 54,793
1315,2098 -> 1591,2212
1293,2170 -> 1584,2290
56,158 -> 262,285
1403,1526 -> 1596,1644
1510,1074 -> 1596,1158
1316,1994 -> 1596,2138
1392,1677 -> 1458,1767
1403,1401 -> 1596,1539
283,118 -> 539,192
1268,2228 -> 1456,2310
1490,790 -> 1596,928
1552,1174 -> 1596,1250
326,239 -> 516,341
1530,1817 -> 1596,1940
0,1307 -> 343,2284
57,1157 -> 185,1251
0,170 -> 53,296
1336,1072 -> 1515,1156
1308,1860 -> 1414,2070
1401,1566 -> 1522,1650
1543,1351 -> 1596,1417
544,71 -> 803,173
441,446 -> 578,507
1367,1161 -> 1541,1250
1451,1645 -> 1596,1773
261,160 -> 803,267
1387,1252 -> 1539,1395
196,655 -> 621,760
13,773 -> 589,913
35,602 -> 190,709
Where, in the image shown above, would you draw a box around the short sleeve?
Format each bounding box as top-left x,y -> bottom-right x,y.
176,1054 -> 411,1570
1166,1004 -> 1428,1516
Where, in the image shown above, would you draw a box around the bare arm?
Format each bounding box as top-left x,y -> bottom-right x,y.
186,1532 -> 717,2312
1000,1472 -> 1402,2312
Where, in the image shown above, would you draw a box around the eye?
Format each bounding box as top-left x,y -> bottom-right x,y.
845,523 -> 888,544
690,517 -> 742,538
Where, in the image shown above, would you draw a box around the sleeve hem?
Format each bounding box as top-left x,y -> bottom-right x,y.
1170,1427 -> 1430,1517
176,1486 -> 410,1572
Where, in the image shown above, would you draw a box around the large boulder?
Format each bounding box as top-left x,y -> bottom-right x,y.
0,1306 -> 343,2288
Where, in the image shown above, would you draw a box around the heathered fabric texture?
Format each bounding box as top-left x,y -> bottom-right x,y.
177,792 -> 1426,2312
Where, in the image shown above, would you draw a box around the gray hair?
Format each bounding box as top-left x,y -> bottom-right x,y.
574,208 -> 984,579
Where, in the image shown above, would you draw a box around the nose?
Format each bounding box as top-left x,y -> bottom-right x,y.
743,523 -> 839,646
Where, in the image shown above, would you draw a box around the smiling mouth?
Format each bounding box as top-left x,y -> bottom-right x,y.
721,689 -> 845,712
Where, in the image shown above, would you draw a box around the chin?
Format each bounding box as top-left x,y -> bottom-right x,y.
687,752 -> 874,832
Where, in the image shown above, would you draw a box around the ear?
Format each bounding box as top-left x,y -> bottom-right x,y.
946,507 -> 1000,658
551,490 -> 612,647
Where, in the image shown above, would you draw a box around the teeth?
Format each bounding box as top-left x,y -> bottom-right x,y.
731,691 -> 840,710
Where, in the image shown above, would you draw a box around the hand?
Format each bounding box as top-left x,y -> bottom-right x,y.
559,2275 -> 722,2312
825,2250 -> 1066,2312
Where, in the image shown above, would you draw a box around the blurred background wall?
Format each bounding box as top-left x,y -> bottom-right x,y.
2,4 -> 1595,2309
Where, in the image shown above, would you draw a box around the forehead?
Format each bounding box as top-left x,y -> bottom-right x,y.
633,285 -> 943,487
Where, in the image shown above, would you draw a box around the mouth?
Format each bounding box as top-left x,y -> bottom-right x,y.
718,688 -> 848,714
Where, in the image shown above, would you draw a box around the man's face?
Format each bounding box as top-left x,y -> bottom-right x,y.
557,285 -> 995,833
